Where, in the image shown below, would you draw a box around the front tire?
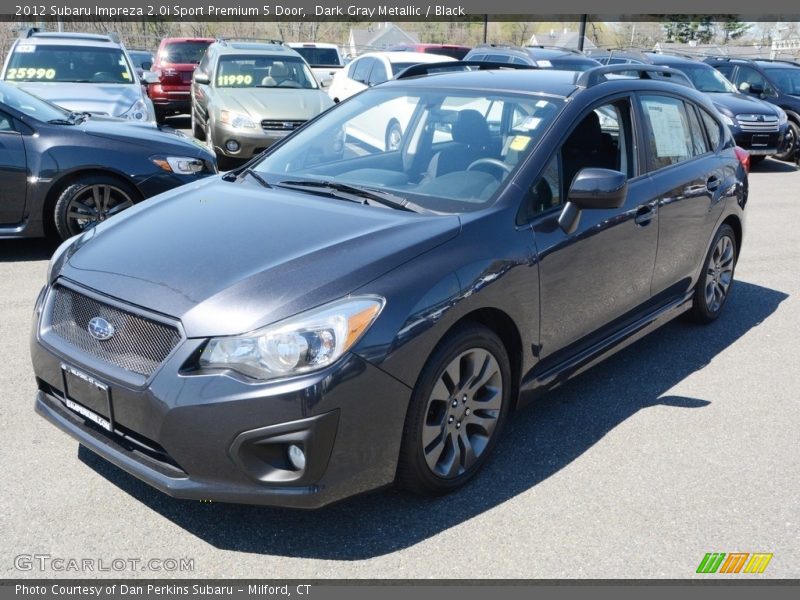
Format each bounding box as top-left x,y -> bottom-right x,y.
192,108 -> 205,140
396,324 -> 511,495
773,121 -> 798,162
53,175 -> 139,241
687,224 -> 737,324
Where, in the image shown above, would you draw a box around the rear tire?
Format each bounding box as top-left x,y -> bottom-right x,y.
396,324 -> 511,495
687,224 -> 737,324
154,108 -> 166,125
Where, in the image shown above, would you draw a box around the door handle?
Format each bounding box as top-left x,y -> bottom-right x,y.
634,205 -> 655,226
706,175 -> 721,192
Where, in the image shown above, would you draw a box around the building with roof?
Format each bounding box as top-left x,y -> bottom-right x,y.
346,23 -> 419,57
528,28 -> 596,50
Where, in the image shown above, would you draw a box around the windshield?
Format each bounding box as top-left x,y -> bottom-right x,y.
128,51 -> 153,68
6,44 -> 135,84
252,87 -> 565,214
0,82 -> 70,122
215,56 -> 318,88
674,64 -> 737,93
291,47 -> 342,67
763,67 -> 800,95
161,41 -> 211,64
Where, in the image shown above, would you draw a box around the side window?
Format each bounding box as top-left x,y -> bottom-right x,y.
367,62 -> 388,86
699,108 -> 723,150
639,95 -> 697,170
486,54 -> 511,63
685,104 -> 711,155
736,66 -> 767,94
197,52 -> 210,76
518,155 -> 561,224
559,99 -> 635,196
351,58 -> 373,83
715,64 -> 734,80
0,110 -> 15,132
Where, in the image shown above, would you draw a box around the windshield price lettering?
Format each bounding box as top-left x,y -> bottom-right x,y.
6,67 -> 56,80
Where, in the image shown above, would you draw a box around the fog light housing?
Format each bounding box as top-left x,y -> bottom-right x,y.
225,139 -> 240,153
287,444 -> 306,471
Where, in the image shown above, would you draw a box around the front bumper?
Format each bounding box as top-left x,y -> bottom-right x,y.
31,285 -> 411,508
210,121 -> 293,159
731,126 -> 788,155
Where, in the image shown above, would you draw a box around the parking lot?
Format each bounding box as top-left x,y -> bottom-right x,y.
1,160 -> 798,579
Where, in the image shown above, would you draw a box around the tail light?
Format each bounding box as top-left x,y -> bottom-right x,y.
734,146 -> 750,174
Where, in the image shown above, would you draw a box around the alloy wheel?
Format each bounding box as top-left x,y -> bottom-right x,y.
65,184 -> 134,236
421,348 -> 503,478
704,234 -> 735,313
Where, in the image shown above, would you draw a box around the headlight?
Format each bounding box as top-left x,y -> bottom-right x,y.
198,296 -> 385,380
720,113 -> 736,127
220,109 -> 256,129
122,98 -> 149,121
777,109 -> 788,125
151,155 -> 206,174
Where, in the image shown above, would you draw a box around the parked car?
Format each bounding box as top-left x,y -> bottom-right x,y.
32,63 -> 747,508
704,57 -> 800,161
387,44 -> 472,60
0,81 -> 216,240
148,37 -> 214,123
127,49 -> 155,78
464,45 -> 602,71
286,42 -> 345,88
647,53 -> 790,163
327,51 -> 455,103
1,29 -> 155,122
191,40 -> 333,170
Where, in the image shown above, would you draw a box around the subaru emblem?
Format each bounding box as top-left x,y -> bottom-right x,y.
87,317 -> 115,341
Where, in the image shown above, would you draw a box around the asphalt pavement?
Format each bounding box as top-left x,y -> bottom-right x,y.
1,150 -> 798,579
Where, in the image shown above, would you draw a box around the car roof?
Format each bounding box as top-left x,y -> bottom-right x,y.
160,37 -> 214,43
287,42 -> 339,49
358,51 -> 456,64
647,53 -> 709,67
215,42 -> 301,58
15,32 -> 121,49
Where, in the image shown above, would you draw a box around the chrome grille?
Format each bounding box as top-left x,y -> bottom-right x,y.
261,119 -> 305,131
49,285 -> 181,376
736,114 -> 779,132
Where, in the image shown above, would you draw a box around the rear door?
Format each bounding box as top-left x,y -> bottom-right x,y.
0,109 -> 27,225
636,93 -> 725,300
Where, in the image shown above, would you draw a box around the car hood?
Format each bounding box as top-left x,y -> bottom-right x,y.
15,81 -> 142,117
61,177 -> 460,337
214,88 -> 333,119
708,92 -> 781,116
77,116 -> 210,155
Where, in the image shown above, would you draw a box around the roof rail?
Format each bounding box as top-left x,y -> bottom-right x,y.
577,64 -> 693,88
19,29 -> 119,43
526,45 -> 583,55
395,60 -> 536,79
703,56 -> 756,64
215,37 -> 284,46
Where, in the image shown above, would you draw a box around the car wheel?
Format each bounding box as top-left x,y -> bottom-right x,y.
192,109 -> 205,141
54,176 -> 139,241
396,324 -> 511,495
385,120 -> 403,151
773,121 -> 799,162
687,224 -> 737,324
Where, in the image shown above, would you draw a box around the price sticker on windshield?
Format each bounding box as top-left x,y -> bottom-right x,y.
6,67 -> 56,80
218,74 -> 253,86
15,44 -> 35,53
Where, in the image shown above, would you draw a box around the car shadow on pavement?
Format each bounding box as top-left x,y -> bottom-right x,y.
750,158 -> 797,173
0,238 -> 59,263
79,279 -> 788,559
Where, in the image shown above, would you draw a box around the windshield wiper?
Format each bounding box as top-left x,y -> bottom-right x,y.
275,179 -> 421,212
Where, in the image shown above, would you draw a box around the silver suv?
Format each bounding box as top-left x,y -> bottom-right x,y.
1,28 -> 155,121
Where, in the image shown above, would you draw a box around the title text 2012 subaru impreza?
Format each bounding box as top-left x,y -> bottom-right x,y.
32,64 -> 747,508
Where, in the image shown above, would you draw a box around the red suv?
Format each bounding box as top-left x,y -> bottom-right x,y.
149,38 -> 213,123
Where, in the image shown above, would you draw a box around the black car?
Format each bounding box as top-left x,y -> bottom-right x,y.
32,64 -> 747,508
647,54 -> 790,162
464,45 -> 601,71
704,57 -> 800,161
0,82 -> 216,240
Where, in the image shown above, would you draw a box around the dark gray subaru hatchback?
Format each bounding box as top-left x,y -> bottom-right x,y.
32,64 -> 748,508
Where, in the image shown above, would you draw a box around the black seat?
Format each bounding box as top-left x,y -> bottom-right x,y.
561,111 -> 617,194
425,109 -> 494,178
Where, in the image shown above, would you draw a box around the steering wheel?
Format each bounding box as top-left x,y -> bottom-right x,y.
467,158 -> 513,176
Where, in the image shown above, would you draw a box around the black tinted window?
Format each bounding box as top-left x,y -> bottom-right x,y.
162,41 -> 211,64
351,58 -> 373,83
291,47 -> 341,67
699,109 -> 723,150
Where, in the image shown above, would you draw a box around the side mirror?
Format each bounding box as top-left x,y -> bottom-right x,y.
194,72 -> 210,85
141,71 -> 159,85
141,61 -> 152,71
558,168 -> 628,234
749,83 -> 765,95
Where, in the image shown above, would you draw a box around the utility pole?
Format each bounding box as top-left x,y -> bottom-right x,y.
483,15 -> 488,44
578,14 -> 587,51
